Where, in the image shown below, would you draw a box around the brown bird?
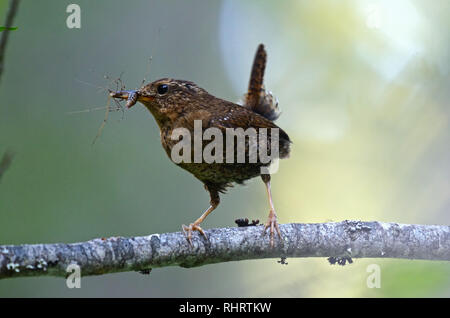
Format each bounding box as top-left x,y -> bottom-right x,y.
111,44 -> 291,246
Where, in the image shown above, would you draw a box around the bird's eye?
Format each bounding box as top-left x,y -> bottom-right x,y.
157,84 -> 169,95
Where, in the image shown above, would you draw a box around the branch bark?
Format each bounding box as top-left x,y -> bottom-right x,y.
1,220 -> 449,279
0,0 -> 20,84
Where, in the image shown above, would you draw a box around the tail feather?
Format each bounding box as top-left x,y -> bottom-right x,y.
243,44 -> 280,121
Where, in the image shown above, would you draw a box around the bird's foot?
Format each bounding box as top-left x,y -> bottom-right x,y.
182,222 -> 207,246
263,209 -> 282,247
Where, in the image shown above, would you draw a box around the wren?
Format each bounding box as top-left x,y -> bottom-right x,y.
111,44 -> 291,246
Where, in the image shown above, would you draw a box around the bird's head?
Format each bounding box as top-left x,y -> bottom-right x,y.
110,78 -> 208,125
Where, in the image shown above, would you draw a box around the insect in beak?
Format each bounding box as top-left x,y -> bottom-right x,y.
110,90 -> 155,108
110,90 -> 139,108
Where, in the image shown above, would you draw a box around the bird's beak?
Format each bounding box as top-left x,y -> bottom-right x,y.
109,90 -> 154,108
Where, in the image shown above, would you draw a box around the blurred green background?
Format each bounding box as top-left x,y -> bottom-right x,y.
0,0 -> 449,297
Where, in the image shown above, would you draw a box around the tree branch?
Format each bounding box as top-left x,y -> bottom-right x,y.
0,0 -> 20,84
1,220 -> 449,279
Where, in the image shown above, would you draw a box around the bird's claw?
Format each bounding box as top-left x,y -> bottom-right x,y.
263,209 -> 282,247
182,223 -> 208,246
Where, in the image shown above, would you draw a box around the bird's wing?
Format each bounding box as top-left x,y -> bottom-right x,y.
209,106 -> 290,143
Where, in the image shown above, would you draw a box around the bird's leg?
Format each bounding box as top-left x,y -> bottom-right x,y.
182,186 -> 220,245
261,174 -> 282,247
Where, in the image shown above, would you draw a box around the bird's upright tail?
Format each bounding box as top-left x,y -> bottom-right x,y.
243,44 -> 280,121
